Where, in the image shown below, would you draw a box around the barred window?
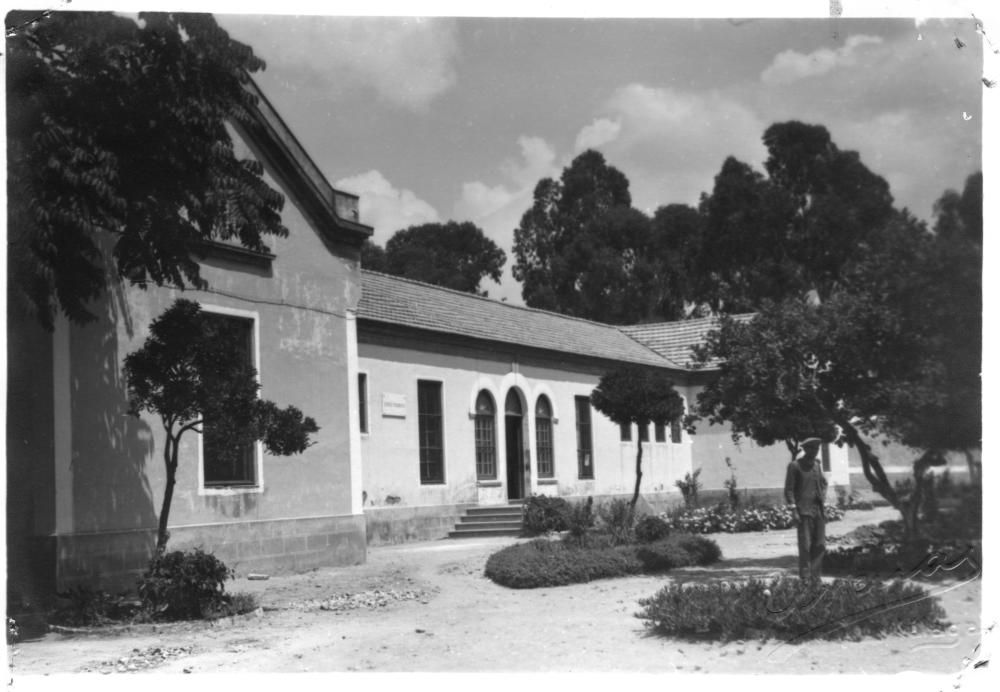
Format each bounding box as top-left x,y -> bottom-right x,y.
474,390 -> 497,479
670,419 -> 683,444
576,396 -> 594,479
202,312 -> 257,487
418,380 -> 444,484
358,373 -> 368,434
638,424 -> 649,443
535,395 -> 554,478
654,423 -> 666,443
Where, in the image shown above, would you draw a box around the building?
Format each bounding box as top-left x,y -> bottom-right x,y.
6,82 -> 853,599
6,79 -> 373,598
356,272 -> 850,544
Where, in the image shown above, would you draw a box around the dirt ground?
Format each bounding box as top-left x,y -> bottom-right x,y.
6,507 -> 988,677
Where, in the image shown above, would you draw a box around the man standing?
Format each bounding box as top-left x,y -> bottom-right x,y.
784,437 -> 828,582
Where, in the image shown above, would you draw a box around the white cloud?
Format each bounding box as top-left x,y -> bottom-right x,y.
761,34 -> 884,85
575,117 -> 622,151
452,135 -> 560,304
335,170 -> 439,243
220,15 -> 458,111
579,83 -> 768,211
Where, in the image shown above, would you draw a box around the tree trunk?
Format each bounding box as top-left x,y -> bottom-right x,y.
156,434 -> 178,553
630,439 -> 643,510
830,412 -> 900,509
964,448 -> 980,485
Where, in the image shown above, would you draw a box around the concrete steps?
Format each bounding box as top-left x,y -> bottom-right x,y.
448,503 -> 524,538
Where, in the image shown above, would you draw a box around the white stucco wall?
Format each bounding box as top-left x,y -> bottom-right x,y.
358,341 -> 694,510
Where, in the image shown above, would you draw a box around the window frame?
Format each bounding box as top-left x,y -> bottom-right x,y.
654,423 -> 666,443
196,304 -> 264,496
535,394 -> 555,479
575,395 -> 594,480
619,422 -> 632,442
474,390 -> 498,480
358,371 -> 369,435
417,379 -> 446,485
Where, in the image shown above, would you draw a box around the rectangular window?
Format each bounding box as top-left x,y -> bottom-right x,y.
670,419 -> 683,444
358,373 -> 368,434
638,424 -> 649,443
575,396 -> 594,479
417,380 -> 445,484
654,423 -> 666,443
203,312 -> 257,487
619,422 -> 632,442
821,442 -> 831,472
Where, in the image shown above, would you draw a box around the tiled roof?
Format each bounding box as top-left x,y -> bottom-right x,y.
620,314 -> 755,369
358,271 -> 678,369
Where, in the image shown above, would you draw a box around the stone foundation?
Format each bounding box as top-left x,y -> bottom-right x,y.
53,513 -> 367,592
365,504 -> 473,545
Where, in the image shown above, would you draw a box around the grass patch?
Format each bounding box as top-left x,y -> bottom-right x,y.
637,577 -> 947,642
484,533 -> 721,589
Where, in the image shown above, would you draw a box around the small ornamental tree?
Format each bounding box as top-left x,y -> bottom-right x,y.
591,366 -> 686,510
124,299 -> 319,551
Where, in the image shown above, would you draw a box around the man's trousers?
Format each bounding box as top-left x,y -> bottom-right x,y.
797,514 -> 826,581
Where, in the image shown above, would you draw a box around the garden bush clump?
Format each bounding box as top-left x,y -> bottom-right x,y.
484,533 -> 722,588
521,494 -> 572,536
663,502 -> 843,534
637,577 -> 947,642
634,514 -> 671,543
596,498 -> 635,545
138,547 -> 235,620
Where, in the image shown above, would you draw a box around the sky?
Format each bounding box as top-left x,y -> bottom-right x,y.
215,6 -> 982,303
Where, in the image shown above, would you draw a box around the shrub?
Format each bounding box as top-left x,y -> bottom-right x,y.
675,469 -> 702,508
484,539 -> 640,588
596,498 -> 635,545
521,494 -> 571,536
637,577 -> 947,642
824,541 -> 982,582
485,533 -> 722,589
634,514 -> 671,543
566,496 -> 595,540
634,534 -> 719,571
137,547 -> 234,620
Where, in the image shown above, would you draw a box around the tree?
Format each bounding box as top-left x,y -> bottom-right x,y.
124,299 -> 319,551
512,150 -> 687,323
691,122 -> 895,313
590,366 -> 686,510
6,11 -> 286,329
360,240 -> 388,273
692,198 -> 980,538
367,221 -> 506,295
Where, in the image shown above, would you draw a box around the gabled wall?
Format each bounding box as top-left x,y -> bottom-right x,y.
8,119 -> 369,593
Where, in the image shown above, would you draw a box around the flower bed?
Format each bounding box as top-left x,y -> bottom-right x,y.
484,533 -> 721,589
637,576 -> 947,642
662,503 -> 843,534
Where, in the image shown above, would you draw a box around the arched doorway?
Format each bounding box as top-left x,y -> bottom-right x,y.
504,389 -> 527,501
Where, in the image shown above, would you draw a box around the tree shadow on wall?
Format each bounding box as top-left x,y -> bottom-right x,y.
68,262 -> 158,574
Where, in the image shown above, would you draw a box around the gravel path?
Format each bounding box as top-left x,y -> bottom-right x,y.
7,507 -> 986,677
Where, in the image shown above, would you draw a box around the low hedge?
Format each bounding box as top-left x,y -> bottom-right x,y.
485,533 -> 721,589
637,576 -> 947,642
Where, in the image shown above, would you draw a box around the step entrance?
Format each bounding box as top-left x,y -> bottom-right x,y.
447,503 -> 523,538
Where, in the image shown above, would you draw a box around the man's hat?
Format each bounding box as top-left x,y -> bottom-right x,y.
800,437 -> 823,447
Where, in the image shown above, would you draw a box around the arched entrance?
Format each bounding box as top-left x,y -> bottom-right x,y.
504,389 -> 527,501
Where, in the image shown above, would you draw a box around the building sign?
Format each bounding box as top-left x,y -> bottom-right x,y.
381,393 -> 406,418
